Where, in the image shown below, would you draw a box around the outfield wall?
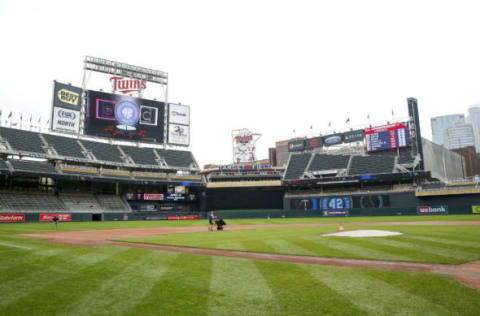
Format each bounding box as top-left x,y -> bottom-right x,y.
206,186 -> 285,210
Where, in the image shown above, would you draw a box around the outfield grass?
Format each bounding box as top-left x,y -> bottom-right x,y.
1,215 -> 480,315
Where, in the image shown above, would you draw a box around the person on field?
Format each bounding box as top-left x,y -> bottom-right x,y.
208,211 -> 215,231
52,216 -> 58,229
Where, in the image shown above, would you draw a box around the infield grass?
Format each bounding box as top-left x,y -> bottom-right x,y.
1,215 -> 480,315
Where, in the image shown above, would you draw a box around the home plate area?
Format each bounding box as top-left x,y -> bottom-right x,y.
323,230 -> 403,237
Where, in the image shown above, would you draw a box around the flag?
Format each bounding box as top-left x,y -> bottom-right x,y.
328,121 -> 331,127
46,119 -> 49,125
392,109 -> 394,116
367,113 -> 370,120
20,114 -> 22,121
293,129 -> 296,133
345,118 -> 350,123
0,110 -> 2,117
8,112 -> 12,119
38,117 -> 41,124
29,115 -> 32,123
309,125 -> 312,130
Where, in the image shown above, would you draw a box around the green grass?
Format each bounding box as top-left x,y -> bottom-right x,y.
124,223 -> 480,264
1,215 -> 480,315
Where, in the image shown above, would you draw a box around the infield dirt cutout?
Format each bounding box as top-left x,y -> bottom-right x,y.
22,221 -> 480,291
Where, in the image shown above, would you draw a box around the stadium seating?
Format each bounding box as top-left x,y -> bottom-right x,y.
0,193 -> 67,212
398,153 -> 415,164
284,153 -> 311,180
349,155 -> 395,175
121,146 -> 158,166
308,154 -> 350,172
10,160 -> 58,174
80,140 -> 125,163
0,160 -> 9,170
96,195 -> 130,212
0,127 -> 44,154
60,195 -> 103,213
158,149 -> 196,168
43,134 -> 86,159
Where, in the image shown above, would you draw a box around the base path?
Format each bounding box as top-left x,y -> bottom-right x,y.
22,221 -> 480,291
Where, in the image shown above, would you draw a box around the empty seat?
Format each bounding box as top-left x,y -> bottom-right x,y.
61,195 -> 103,212
349,155 -> 395,175
308,154 -> 350,171
43,134 -> 86,159
80,140 -> 124,163
0,193 -> 67,212
10,160 -> 57,174
284,153 -> 311,180
157,149 -> 195,168
96,195 -> 130,212
0,127 -> 44,154
121,146 -> 158,165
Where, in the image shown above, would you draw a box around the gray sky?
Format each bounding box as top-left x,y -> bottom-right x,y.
1,0 -> 480,167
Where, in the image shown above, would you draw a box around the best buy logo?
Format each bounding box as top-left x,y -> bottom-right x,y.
57,89 -> 79,106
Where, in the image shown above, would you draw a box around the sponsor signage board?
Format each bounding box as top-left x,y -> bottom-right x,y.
52,81 -> 82,110
323,210 -> 349,217
323,133 -> 344,147
365,122 -> 409,152
52,107 -> 80,133
472,205 -> 480,214
39,214 -> 72,222
85,90 -> 165,143
343,129 -> 365,143
167,215 -> 198,220
165,193 -> 186,201
288,140 -> 305,152
0,214 -> 25,222
168,123 -> 190,146
168,104 -> 190,126
304,137 -> 323,150
143,193 -> 164,201
417,205 -> 448,215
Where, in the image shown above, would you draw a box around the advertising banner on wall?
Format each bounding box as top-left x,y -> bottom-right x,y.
52,81 -> 82,110
352,195 -> 390,208
472,205 -> 480,214
290,198 -> 318,210
51,107 -> 80,133
304,137 -> 323,150
168,124 -> 190,146
0,214 -> 25,222
323,133 -> 344,147
39,214 -> 72,222
323,210 -> 349,217
168,104 -> 190,125
417,205 -> 448,215
85,90 -> 165,143
343,129 -> 365,143
288,140 -> 305,152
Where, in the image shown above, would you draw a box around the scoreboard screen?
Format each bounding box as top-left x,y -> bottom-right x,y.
365,122 -> 409,152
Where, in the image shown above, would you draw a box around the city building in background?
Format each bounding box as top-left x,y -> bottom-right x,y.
443,121 -> 475,150
452,146 -> 480,177
430,114 -> 465,146
467,105 -> 480,153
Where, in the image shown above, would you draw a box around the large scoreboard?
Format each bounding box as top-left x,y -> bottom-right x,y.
365,122 -> 409,152
85,90 -> 165,143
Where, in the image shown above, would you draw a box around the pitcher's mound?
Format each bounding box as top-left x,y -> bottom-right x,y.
323,230 -> 403,237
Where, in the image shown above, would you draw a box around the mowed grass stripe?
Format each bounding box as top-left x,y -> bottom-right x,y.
314,236 -> 415,262
287,236 -> 357,258
126,253 -> 213,316
401,234 -> 480,250
255,260 -> 368,315
304,265 -> 452,316
207,256 -> 280,315
62,249 -> 179,316
329,236 -> 453,263
358,237 -> 472,263
262,238 -> 318,256
365,269 -> 480,315
0,247 -> 135,315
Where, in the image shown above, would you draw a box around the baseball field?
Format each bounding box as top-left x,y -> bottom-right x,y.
1,215 -> 480,315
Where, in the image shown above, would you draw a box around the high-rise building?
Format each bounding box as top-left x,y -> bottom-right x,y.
443,121 -> 475,150
467,105 -> 480,153
430,114 -> 465,146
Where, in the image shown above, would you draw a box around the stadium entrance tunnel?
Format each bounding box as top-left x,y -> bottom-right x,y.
91,214 -> 103,221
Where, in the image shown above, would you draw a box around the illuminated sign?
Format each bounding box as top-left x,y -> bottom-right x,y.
110,76 -> 147,94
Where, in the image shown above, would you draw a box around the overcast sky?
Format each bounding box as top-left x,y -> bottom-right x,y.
1,0 -> 480,167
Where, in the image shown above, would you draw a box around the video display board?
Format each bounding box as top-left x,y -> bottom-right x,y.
85,90 -> 165,143
365,122 -> 409,152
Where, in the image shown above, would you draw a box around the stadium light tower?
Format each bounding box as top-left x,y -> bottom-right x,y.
231,129 -> 262,163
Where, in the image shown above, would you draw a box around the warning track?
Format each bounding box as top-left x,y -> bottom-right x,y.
22,221 -> 480,291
